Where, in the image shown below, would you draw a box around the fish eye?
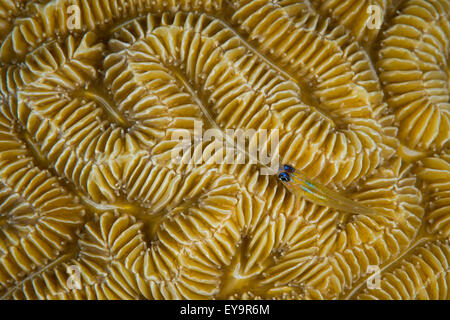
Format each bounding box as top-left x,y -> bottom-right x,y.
283,165 -> 295,173
278,172 -> 290,182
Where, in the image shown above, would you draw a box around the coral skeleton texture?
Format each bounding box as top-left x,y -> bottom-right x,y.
0,0 -> 448,300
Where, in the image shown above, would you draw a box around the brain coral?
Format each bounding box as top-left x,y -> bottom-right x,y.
0,0 -> 448,300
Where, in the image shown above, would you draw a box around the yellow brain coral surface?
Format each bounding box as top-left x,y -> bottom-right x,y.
0,0 -> 448,300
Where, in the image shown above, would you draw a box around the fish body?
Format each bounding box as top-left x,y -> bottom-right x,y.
278,165 -> 379,216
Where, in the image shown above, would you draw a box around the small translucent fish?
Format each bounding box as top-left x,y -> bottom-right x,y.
278,164 -> 380,217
